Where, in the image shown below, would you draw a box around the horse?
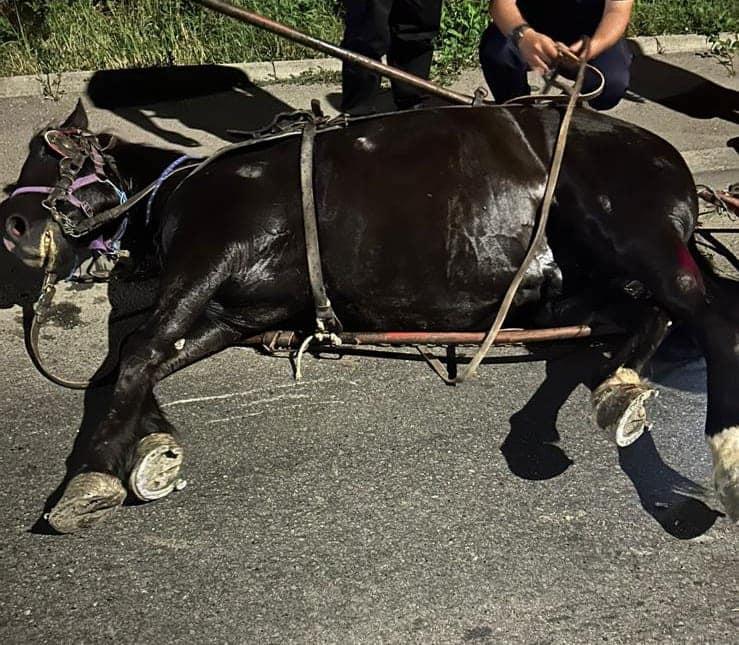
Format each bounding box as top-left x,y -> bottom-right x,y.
2,100 -> 737,532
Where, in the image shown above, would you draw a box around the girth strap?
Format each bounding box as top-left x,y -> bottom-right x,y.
299,119 -> 342,333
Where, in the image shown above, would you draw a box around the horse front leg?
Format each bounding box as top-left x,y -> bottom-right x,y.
127,317 -> 244,503
47,293 -> 241,533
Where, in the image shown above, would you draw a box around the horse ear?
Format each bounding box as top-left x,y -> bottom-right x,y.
61,99 -> 89,130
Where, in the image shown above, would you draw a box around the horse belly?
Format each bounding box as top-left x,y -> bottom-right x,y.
318,196 -> 558,331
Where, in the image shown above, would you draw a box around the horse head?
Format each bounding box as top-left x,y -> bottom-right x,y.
1,101 -> 128,279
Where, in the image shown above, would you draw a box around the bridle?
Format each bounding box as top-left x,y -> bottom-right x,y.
10,127 -> 196,389
11,128 -> 129,240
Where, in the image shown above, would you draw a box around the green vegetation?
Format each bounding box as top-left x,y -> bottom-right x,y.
1,0 -> 737,78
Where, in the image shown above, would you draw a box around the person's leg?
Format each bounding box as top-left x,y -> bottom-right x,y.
387,0 -> 443,109
341,0 -> 393,112
586,39 -> 633,110
478,23 -> 530,104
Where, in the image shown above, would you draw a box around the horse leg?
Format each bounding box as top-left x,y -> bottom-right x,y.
696,313 -> 739,522
47,268 -> 238,532
604,231 -> 739,521
591,306 -> 672,447
126,317 -> 244,503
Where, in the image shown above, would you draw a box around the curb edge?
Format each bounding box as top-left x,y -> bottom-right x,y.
0,34 -> 731,100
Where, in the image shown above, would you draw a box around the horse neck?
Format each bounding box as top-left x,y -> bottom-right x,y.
106,141 -> 185,259
110,141 -> 184,194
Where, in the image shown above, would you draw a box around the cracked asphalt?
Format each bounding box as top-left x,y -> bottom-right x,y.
0,49 -> 737,644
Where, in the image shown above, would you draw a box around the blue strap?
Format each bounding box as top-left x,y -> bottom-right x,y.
145,155 -> 193,225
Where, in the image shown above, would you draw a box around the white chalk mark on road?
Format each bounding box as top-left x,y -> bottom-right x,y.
162,377 -> 350,408
205,397 -> 345,425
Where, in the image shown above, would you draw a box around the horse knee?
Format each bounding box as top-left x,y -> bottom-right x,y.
117,340 -> 168,388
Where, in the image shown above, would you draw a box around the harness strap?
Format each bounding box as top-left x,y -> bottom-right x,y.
299,120 -> 342,333
70,162 -> 200,237
145,155 -> 194,225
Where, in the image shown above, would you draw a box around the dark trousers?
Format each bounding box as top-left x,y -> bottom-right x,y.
341,0 -> 443,111
479,0 -> 633,110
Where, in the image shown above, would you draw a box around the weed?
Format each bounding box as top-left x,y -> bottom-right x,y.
283,68 -> 343,86
38,71 -> 63,100
705,32 -> 738,76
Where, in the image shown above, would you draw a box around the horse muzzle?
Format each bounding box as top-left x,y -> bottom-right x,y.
3,217 -> 69,271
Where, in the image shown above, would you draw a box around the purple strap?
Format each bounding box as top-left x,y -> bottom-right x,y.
89,218 -> 127,252
11,174 -> 101,209
10,185 -> 53,198
70,174 -> 101,191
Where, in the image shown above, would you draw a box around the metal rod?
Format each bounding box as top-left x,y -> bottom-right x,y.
243,324 -> 621,349
697,188 -> 739,216
193,0 -> 474,105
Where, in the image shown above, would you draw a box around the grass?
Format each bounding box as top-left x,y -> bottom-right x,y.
0,0 -> 737,78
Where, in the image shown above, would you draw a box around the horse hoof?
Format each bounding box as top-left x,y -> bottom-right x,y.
47,472 -> 126,534
709,428 -> 739,523
592,368 -> 658,447
129,433 -> 184,502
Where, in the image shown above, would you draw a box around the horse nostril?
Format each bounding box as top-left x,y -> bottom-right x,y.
6,215 -> 28,240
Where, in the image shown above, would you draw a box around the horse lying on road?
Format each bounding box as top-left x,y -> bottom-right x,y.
2,101 -> 737,532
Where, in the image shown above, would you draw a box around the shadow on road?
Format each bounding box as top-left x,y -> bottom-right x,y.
619,433 -> 721,539
628,41 -> 739,124
501,341 -> 720,538
0,247 -> 41,309
86,65 -> 293,146
499,345 -> 608,481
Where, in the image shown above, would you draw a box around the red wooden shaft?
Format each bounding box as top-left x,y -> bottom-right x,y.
242,325 -> 621,349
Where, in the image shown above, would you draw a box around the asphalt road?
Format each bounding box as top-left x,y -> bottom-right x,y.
0,49 -> 738,644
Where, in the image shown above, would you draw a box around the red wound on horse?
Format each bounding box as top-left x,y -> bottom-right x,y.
675,242 -> 704,294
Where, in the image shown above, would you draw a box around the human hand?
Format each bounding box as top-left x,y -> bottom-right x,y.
568,38 -> 601,61
518,29 -> 560,73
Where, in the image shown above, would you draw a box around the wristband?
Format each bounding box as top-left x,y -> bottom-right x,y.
510,23 -> 531,48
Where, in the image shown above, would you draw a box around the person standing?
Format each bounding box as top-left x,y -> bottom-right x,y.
480,0 -> 634,110
340,0 -> 444,113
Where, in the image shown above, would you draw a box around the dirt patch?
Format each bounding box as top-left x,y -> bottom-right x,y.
46,302 -> 83,329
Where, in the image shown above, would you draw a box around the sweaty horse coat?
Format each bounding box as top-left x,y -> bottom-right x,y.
160,106 -> 693,331
2,102 -> 738,531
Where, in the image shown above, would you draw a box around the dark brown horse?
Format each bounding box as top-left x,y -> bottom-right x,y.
2,101 -> 737,532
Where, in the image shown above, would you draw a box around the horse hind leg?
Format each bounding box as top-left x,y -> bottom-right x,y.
698,313 -> 739,522
710,427 -> 739,523
591,306 -> 671,447
615,231 -> 739,521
